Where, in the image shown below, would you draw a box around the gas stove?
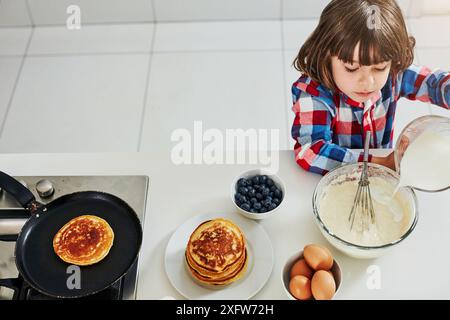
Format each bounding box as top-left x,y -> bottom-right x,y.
0,175 -> 149,300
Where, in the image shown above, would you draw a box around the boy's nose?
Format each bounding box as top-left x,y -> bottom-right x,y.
358,73 -> 375,88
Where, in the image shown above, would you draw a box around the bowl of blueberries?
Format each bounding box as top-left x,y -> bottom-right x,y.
231,169 -> 285,220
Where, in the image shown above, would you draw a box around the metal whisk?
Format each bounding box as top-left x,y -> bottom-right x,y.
348,131 -> 376,232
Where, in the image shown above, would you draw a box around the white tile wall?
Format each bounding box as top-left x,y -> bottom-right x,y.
397,0 -> 412,17
27,0 -> 154,26
0,54 -> 150,152
0,0 -> 31,27
0,15 -> 447,154
0,27 -> 31,55
284,50 -> 299,84
140,51 -> 288,154
153,21 -> 281,52
141,20 -> 289,153
152,0 -> 280,22
409,16 -> 450,47
282,19 -> 318,50
410,0 -> 450,16
282,19 -> 316,148
2,0 -> 449,27
417,48 -> 450,70
28,24 -> 154,55
282,0 -> 329,19
0,57 -> 22,125
422,0 -> 450,15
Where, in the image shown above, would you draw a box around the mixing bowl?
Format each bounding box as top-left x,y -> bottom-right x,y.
312,163 -> 418,259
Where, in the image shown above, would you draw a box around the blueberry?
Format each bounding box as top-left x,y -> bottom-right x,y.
274,189 -> 282,199
253,202 -> 262,210
270,185 -> 277,192
263,199 -> 271,208
250,208 -> 258,213
273,198 -> 281,205
236,194 -> 246,204
269,191 -> 274,197
253,184 -> 261,191
269,202 -> 277,211
247,188 -> 256,198
256,193 -> 263,200
250,197 -> 258,204
265,196 -> 272,202
260,175 -> 268,183
238,187 -> 248,195
252,176 -> 260,185
259,207 -> 268,213
262,188 -> 270,197
266,178 -> 274,187
240,203 -> 251,211
237,178 -> 248,188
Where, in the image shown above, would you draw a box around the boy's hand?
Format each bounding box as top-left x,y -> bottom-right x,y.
397,135 -> 410,160
371,152 -> 396,171
369,136 -> 410,172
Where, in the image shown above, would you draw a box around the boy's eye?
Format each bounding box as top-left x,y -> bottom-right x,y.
375,66 -> 388,72
345,67 -> 358,73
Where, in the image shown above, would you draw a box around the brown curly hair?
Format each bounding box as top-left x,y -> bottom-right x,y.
293,0 -> 415,91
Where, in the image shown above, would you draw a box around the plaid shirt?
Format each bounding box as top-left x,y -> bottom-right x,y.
291,64 -> 450,175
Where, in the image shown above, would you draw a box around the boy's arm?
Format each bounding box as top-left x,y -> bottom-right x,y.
291,89 -> 370,175
396,64 -> 450,109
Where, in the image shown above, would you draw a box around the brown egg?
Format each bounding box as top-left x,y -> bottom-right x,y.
311,270 -> 336,300
303,244 -> 334,271
290,259 -> 314,279
289,275 -> 312,300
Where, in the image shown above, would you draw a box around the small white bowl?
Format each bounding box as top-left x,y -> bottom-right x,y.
281,249 -> 342,300
231,168 -> 286,220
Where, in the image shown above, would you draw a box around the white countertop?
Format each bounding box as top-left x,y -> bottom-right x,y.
0,150 -> 449,299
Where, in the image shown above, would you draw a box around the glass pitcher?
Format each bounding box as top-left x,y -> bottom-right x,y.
394,115 -> 450,192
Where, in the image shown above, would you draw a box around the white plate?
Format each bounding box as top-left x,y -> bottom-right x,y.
165,212 -> 274,300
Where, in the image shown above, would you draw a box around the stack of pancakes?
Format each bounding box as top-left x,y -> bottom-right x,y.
186,218 -> 247,287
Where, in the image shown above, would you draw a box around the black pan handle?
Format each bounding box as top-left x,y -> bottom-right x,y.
0,235 -> 18,241
0,171 -> 36,208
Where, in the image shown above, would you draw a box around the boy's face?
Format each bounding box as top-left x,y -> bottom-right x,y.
331,42 -> 391,103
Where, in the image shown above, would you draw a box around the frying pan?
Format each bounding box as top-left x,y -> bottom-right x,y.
0,171 -> 143,299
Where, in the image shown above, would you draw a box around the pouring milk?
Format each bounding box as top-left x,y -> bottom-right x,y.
397,129 -> 450,191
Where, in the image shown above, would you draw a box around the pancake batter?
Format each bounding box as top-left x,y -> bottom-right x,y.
319,175 -> 412,246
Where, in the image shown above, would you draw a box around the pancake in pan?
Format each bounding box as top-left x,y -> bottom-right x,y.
53,215 -> 114,266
